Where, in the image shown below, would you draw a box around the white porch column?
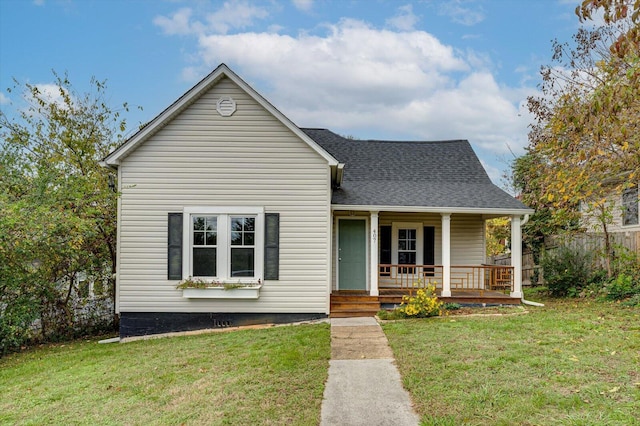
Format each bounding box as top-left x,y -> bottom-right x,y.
370,211 -> 379,296
510,215 -> 523,298
441,213 -> 451,297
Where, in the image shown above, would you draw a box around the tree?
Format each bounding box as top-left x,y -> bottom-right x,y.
485,217 -> 511,257
0,72 -> 131,352
576,0 -> 640,58
522,1 -> 639,277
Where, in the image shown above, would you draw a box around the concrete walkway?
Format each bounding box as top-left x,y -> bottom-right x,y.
320,317 -> 420,426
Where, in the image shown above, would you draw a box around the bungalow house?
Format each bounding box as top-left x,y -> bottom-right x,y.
102,64 -> 534,338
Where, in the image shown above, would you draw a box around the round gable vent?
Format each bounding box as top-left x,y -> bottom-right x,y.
216,96 -> 237,117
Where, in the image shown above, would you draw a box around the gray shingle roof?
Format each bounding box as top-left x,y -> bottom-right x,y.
301,128 -> 530,211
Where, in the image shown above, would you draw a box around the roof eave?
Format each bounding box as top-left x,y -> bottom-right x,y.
331,204 -> 535,216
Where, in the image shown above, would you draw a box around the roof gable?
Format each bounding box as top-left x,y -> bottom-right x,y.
103,64 -> 338,167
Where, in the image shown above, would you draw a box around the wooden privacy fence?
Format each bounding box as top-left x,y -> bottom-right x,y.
490,231 -> 640,286
491,251 -> 541,286
547,232 -> 639,256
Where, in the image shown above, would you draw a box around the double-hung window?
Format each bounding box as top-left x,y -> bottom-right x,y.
192,216 -> 218,277
183,207 -> 264,282
230,217 -> 255,277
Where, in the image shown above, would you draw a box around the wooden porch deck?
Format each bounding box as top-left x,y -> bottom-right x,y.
330,289 -> 519,318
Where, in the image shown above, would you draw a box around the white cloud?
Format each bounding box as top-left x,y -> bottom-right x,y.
31,83 -> 69,109
292,0 -> 314,12
480,159 -> 503,186
386,4 -> 419,31
155,12 -> 537,173
154,1 -> 269,36
33,0 -> 44,5
439,1 -> 485,26
153,8 -> 197,36
0,92 -> 9,105
206,1 -> 269,34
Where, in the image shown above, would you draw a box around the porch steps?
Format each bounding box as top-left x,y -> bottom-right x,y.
330,295 -> 381,318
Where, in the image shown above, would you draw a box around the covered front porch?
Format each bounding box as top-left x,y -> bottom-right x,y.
330,264 -> 518,317
331,209 -> 526,316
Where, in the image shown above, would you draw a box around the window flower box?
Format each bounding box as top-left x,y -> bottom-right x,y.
178,277 -> 262,299
181,285 -> 262,299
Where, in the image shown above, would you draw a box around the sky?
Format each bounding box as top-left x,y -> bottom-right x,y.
0,0 -> 588,187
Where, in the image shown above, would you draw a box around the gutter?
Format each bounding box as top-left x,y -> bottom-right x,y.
99,160 -> 118,171
517,214 -> 544,306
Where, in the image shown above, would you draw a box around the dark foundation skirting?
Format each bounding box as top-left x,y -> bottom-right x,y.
119,312 -> 327,338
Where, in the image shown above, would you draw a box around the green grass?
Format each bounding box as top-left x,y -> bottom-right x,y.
382,298 -> 640,426
0,323 -> 330,425
4,298 -> 640,425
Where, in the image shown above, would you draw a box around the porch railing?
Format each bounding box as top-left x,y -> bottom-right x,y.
378,264 -> 514,293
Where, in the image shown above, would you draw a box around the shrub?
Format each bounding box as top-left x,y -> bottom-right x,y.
605,274 -> 640,301
621,293 -> 640,307
376,309 -> 404,320
602,246 -> 640,303
443,303 -> 462,311
611,245 -> 640,277
540,245 -> 595,297
397,284 -> 443,318
0,301 -> 38,355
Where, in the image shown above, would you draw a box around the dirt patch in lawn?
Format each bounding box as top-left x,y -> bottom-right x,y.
444,305 -> 529,317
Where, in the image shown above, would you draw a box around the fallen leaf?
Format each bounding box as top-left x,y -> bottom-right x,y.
608,386 -> 620,393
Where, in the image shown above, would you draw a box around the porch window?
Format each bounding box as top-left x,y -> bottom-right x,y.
398,228 -> 416,274
398,229 -> 417,265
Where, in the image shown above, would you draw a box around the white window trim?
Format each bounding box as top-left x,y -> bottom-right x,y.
391,222 -> 423,265
182,207 -> 264,284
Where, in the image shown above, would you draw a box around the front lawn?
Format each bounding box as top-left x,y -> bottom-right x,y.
383,299 -> 640,425
0,323 -> 330,425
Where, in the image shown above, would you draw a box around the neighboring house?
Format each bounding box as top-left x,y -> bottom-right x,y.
102,64 -> 534,338
582,183 -> 640,233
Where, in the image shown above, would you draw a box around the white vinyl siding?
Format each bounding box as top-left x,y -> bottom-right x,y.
450,214 -> 485,265
117,77 -> 330,313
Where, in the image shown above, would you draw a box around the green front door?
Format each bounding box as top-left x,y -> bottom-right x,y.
338,219 -> 367,290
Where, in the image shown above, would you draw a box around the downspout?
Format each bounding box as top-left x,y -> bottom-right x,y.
517,214 -> 545,307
